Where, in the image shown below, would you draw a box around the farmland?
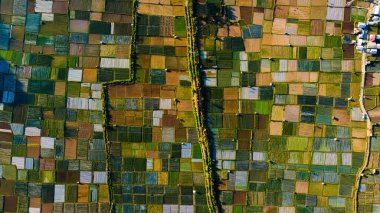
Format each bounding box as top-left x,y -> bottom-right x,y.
0,0 -> 378,212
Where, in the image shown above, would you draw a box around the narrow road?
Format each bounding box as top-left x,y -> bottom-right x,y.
184,3 -> 220,213
354,3 -> 374,213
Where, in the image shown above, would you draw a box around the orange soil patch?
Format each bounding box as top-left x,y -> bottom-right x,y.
288,7 -> 310,19
270,121 -> 283,136
150,37 -> 164,46
298,123 -> 314,137
55,81 -> 66,96
290,35 -> 307,46
352,138 -> 367,152
244,38 -> 261,52
160,85 -> 176,98
82,68 -> 97,82
164,37 -> 175,46
175,47 -> 187,56
352,128 -> 367,139
165,71 -> 180,86
332,109 -> 350,126
288,84 -> 303,95
272,18 -> 286,34
40,158 -> 55,170
178,57 -> 188,70
253,11 -> 264,25
314,124 -> 324,137
274,6 -> 289,18
236,0 -> 252,6
311,19 -> 324,35
177,99 -> 193,111
78,185 -> 89,202
65,139 -> 77,159
138,54 -> 151,68
229,25 -> 242,37
224,100 -> 239,113
256,73 -> 271,86
295,181 -> 309,194
116,45 -> 129,58
138,4 -> 184,16
224,88 -> 239,100
27,147 -> 40,158
152,127 -> 162,142
263,34 -> 289,46
151,55 -> 166,69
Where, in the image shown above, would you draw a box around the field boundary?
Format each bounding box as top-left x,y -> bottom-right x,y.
185,1 -> 221,212
101,0 -> 139,211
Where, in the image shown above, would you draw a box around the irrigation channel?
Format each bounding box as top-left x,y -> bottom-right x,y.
184,1 -> 221,212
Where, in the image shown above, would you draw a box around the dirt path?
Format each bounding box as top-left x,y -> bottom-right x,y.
354,3 -> 374,212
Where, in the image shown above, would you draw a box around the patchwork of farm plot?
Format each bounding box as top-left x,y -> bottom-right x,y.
104,2 -> 211,212
0,0 -> 377,212
197,0 -> 371,212
357,4 -> 380,212
0,0 -> 134,211
357,129 -> 380,213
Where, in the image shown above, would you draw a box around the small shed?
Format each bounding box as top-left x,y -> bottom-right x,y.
369,49 -> 378,55
373,5 -> 380,16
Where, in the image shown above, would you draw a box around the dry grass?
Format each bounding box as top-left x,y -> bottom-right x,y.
138,4 -> 184,16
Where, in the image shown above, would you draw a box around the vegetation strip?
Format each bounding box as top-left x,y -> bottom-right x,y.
101,0 -> 138,211
184,1 -> 220,212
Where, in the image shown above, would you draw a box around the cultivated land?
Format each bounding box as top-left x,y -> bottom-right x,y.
0,0 -> 379,212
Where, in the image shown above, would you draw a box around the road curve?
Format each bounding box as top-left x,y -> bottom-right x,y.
354,3 -> 374,213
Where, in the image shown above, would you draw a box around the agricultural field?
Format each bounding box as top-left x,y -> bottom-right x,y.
0,0 -> 378,212
357,2 -> 380,212
105,4 -> 210,211
197,0 -> 372,212
0,0 -> 134,211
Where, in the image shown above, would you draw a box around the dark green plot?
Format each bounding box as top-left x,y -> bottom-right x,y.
174,16 -> 186,37
150,70 -> 166,85
89,21 -> 111,34
301,106 -> 315,123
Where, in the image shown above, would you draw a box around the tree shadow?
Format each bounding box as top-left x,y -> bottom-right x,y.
192,0 -> 240,211
0,57 -> 31,171
0,58 -> 28,105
